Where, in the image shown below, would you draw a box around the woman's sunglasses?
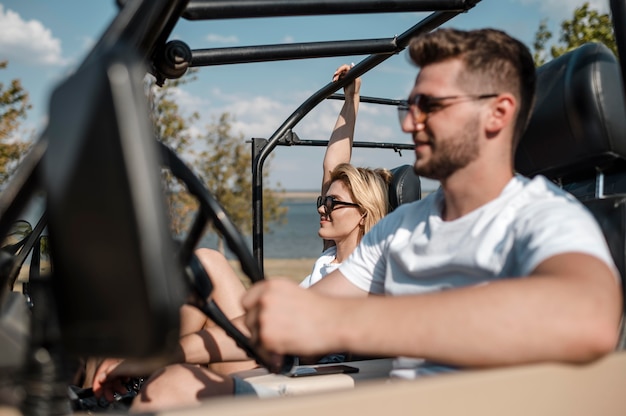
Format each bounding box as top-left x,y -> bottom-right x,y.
317,195 -> 360,214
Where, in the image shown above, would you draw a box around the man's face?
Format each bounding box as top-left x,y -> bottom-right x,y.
400,59 -> 483,181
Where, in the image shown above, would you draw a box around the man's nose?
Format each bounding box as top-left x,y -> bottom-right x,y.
401,113 -> 425,133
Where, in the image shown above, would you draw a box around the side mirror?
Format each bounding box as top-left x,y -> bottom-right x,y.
1,220 -> 33,255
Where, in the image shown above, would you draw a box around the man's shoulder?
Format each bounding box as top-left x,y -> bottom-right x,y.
511,175 -> 596,225
517,174 -> 568,194
512,174 -> 580,207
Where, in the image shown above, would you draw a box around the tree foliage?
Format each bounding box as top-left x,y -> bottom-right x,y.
533,19 -> 553,67
149,73 -> 286,251
194,113 -> 287,252
148,72 -> 200,235
0,61 -> 32,188
533,2 -> 617,66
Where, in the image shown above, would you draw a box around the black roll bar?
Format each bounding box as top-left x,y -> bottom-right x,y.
82,0 -> 190,70
250,8 -> 477,272
328,94 -> 406,107
272,135 -> 414,152
191,39 -> 399,67
252,133 -> 413,163
183,0 -> 480,20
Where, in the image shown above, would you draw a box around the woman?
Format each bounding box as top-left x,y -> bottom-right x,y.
301,163 -> 390,288
181,63 -> 390,332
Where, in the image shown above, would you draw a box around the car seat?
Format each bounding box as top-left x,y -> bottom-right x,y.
388,164 -> 422,211
515,42 -> 626,349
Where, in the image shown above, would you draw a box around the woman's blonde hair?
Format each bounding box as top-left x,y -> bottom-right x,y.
329,163 -> 392,241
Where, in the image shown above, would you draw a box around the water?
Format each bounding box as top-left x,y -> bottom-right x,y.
199,199 -> 323,259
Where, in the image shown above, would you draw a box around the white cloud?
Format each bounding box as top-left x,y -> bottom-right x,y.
518,0 -> 609,21
0,5 -> 66,66
205,33 -> 239,44
227,96 -> 292,138
188,88 -> 294,139
166,86 -> 291,145
168,85 -> 212,113
282,35 -> 295,44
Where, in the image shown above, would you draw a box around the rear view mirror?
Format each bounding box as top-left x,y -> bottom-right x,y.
1,220 -> 33,255
43,44 -> 185,361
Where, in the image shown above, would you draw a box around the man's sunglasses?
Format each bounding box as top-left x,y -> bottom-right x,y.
397,93 -> 498,125
317,195 -> 360,214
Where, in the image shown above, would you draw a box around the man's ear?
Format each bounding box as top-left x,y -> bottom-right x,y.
485,93 -> 516,136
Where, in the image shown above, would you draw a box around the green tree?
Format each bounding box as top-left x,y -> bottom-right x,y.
194,113 -> 287,253
149,74 -> 287,250
533,19 -> 553,67
533,2 -> 617,66
0,61 -> 32,188
148,73 -> 200,235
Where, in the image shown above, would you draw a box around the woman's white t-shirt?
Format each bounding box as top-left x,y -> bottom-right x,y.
300,246 -> 339,288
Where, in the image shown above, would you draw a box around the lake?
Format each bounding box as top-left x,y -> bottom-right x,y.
200,198 -> 323,259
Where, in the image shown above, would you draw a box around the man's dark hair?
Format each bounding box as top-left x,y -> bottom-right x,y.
408,28 -> 536,148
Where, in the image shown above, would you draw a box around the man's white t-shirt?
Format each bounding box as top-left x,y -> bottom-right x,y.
338,174 -> 618,378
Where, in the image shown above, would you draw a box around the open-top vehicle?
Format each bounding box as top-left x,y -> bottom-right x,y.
1,0 -> 626,414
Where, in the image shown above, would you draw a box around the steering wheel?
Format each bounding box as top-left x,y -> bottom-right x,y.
159,142 -> 295,374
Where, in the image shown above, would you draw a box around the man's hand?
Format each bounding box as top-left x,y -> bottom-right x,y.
242,279 -> 346,357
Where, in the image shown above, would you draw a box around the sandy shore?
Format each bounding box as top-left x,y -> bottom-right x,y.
228,258 -> 316,286
279,191 -> 318,201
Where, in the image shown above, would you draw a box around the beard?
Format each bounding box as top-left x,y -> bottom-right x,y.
413,118 -> 480,180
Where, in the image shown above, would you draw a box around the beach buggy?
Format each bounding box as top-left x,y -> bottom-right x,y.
1,0 -> 626,414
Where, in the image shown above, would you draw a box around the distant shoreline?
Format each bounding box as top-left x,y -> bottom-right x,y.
279,191 -> 318,201
278,189 -> 434,200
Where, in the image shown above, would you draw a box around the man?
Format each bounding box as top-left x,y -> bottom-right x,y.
99,28 -> 622,411
241,28 -> 620,374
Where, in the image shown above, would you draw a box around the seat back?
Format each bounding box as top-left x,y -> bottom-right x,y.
516,43 -> 626,183
516,42 -> 626,349
388,164 -> 421,211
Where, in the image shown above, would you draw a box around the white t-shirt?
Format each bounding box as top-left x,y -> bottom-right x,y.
300,246 -> 339,288
338,174 -> 618,378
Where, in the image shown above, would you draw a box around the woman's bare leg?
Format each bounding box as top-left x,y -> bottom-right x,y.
130,364 -> 235,413
180,248 -> 257,374
180,248 -> 248,336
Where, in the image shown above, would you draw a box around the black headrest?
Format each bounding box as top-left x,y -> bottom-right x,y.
515,43 -> 626,181
388,164 -> 421,211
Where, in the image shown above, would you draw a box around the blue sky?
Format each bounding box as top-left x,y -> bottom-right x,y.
0,0 -> 610,191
